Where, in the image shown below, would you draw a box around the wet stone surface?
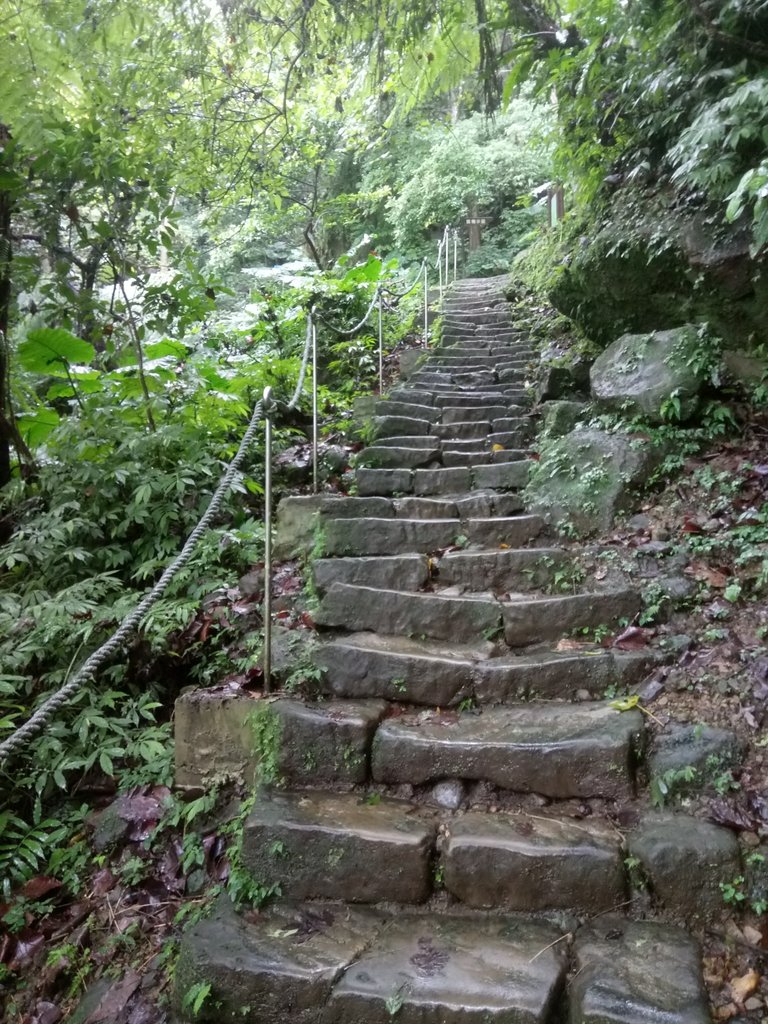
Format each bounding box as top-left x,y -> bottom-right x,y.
443,811 -> 624,913
570,918 -> 710,1024
240,790 -> 435,903
327,914 -> 568,1024
371,703 -> 643,799
628,812 -> 741,923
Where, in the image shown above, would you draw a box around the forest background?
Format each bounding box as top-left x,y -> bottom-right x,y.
1,0 -> 768,1017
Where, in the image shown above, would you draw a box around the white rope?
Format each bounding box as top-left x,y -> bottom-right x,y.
0,314 -> 315,764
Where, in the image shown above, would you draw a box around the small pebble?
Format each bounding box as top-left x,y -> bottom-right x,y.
575,688 -> 591,702
431,779 -> 465,810
652,526 -> 671,541
744,997 -> 763,1012
741,831 -> 761,848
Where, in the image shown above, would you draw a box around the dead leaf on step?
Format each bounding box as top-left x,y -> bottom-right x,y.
730,970 -> 760,1004
684,560 -> 729,588
613,626 -> 653,650
499,543 -> 510,549
555,638 -> 596,651
492,443 -> 504,451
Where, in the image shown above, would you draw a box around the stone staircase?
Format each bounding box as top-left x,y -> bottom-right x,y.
174,275 -> 716,1024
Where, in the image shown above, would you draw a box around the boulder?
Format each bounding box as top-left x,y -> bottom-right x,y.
590,326 -> 705,423
540,399 -> 588,437
525,427 -> 656,535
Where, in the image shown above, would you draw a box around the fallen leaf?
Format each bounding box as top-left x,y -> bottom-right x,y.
685,561 -> 729,588
613,626 -> 652,650
730,970 -> 759,1004
21,876 -> 62,900
84,970 -> 142,1023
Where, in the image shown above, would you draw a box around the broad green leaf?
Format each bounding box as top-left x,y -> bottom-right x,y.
18,329 -> 96,376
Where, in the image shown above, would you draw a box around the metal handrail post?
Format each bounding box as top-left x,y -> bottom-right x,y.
311,315 -> 318,493
444,226 -> 449,287
453,230 -> 458,281
437,240 -> 443,297
262,386 -> 273,693
423,262 -> 428,347
377,287 -> 384,392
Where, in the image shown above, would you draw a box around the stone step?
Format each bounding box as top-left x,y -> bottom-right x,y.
356,446 -> 440,469
432,421 -> 493,440
322,517 -> 461,556
442,811 -> 624,912
371,701 -> 643,798
441,404 -> 509,424
472,460 -> 531,490
315,632 -> 658,705
502,588 -> 641,647
373,399 -> 440,422
315,582 -> 503,642
442,449 -> 521,468
240,790 -> 435,903
175,899 -> 571,1024
413,467 -> 472,495
373,434 -> 438,449
313,553 -> 429,593
371,414 -> 432,438
387,387 -> 440,405
489,429 -> 531,447
356,467 -> 414,495
429,392 -> 523,408
435,546 -> 568,591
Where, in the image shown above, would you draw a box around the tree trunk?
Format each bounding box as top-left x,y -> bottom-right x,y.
0,125 -> 14,487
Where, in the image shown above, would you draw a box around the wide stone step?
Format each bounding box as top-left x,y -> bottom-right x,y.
322,517 -> 460,556
315,582 -> 502,642
356,467 -> 414,495
432,391 -> 527,407
175,900 -> 570,1024
240,790 -> 435,903
502,589 -> 641,647
315,633 -> 658,705
313,553 -> 429,593
371,702 -> 643,798
443,811 -> 624,913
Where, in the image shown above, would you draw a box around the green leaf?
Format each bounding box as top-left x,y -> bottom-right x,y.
18,329 -> 96,376
16,409 -> 60,446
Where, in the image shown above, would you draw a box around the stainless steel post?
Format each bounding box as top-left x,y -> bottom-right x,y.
453,230 -> 458,281
311,316 -> 318,493
262,385 -> 273,693
377,288 -> 384,392
437,241 -> 443,297
444,226 -> 449,287
423,262 -> 428,347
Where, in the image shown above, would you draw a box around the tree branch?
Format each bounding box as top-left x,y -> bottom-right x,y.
688,0 -> 768,60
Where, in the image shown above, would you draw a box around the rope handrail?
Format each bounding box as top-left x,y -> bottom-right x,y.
0,255 -> 432,763
380,258 -> 427,301
0,312 -> 315,766
313,283 -> 381,337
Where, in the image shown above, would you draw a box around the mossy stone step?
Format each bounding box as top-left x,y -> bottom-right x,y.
315,632 -> 658,705
175,900 -> 569,1024
441,404 -> 510,423
371,414 -> 433,437
241,790 -> 435,903
371,701 -> 643,799
373,399 -> 440,421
